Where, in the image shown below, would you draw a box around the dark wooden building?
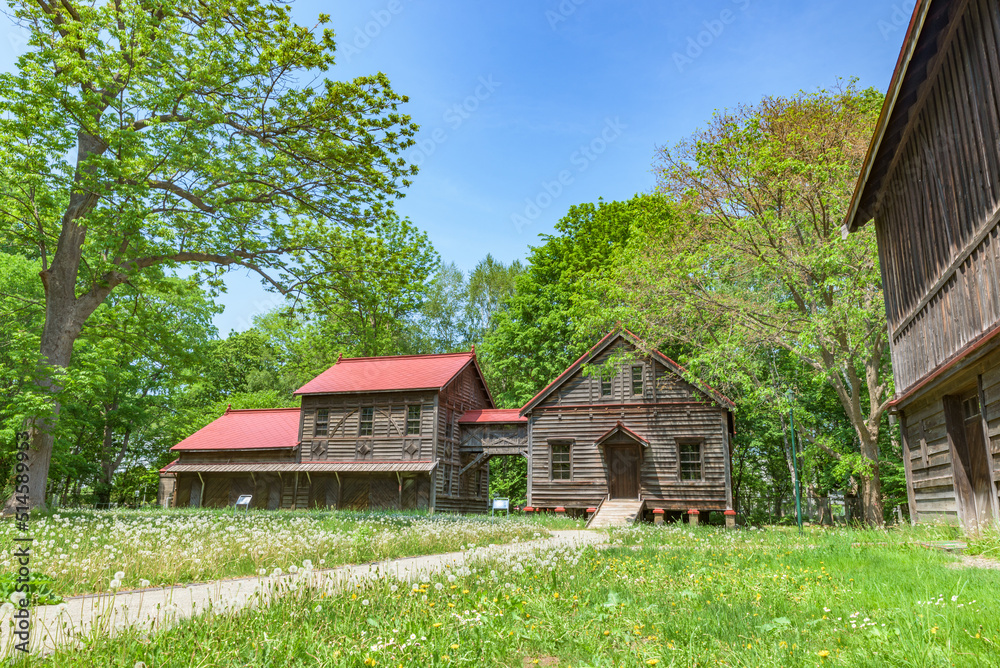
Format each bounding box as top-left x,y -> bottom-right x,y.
518,329 -> 735,523
844,0 -> 1000,528
160,351 -> 500,512
159,329 -> 734,519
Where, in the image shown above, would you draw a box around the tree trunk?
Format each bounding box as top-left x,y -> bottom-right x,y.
860,463 -> 883,526
3,207 -> 106,512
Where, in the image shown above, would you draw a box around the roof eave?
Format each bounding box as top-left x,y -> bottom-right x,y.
170,445 -> 298,452
842,0 -> 933,237
293,386 -> 442,397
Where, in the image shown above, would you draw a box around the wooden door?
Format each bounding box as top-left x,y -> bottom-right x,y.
946,391 -> 996,529
608,446 -> 640,499
962,392 -> 994,527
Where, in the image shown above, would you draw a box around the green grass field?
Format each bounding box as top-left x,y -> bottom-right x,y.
0,508 -> 579,596
29,521 -> 1000,667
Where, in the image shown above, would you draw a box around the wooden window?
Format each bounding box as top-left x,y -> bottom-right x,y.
601,376 -> 612,397
679,441 -> 703,480
406,405 -> 421,435
443,464 -> 452,496
358,407 -> 374,436
631,366 -> 643,396
551,444 -> 571,480
315,409 -> 329,436
963,395 -> 981,420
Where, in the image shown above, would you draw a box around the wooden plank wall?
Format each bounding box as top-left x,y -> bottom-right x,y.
178,450 -> 297,464
528,405 -> 728,510
527,339 -> 729,511
435,363 -> 493,514
300,391 -> 438,462
982,365 -> 1000,501
536,342 -> 714,408
876,0 -> 1000,394
902,398 -> 960,523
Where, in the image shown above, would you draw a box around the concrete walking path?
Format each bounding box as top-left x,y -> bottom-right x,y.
1,529 -> 606,656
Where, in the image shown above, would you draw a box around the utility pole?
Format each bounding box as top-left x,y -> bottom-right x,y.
788,390 -> 803,534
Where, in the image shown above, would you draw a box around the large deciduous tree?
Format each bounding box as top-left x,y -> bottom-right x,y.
0,0 -> 418,508
481,195 -> 671,407
616,85 -> 891,525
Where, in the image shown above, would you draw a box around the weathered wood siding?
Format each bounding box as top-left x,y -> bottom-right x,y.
902,396 -> 960,523
534,344 -> 710,408
435,363 -> 493,514
527,337 -> 730,511
875,0 -> 1000,394
981,362 -> 1000,504
299,391 -> 438,462
176,449 -> 297,464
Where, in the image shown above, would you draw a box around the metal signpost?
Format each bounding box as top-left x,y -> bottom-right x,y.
234,494 -> 252,517
788,391 -> 803,534
491,497 -> 509,517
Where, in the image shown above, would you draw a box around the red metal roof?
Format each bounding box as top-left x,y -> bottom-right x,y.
159,459 -> 179,473
170,407 -> 301,451
294,352 -> 477,395
458,408 -> 527,424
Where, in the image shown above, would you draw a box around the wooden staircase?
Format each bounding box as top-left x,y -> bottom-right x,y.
587,498 -> 645,528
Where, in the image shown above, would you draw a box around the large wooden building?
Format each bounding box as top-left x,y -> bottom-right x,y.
844,0 -> 1000,529
160,329 -> 735,519
518,329 -> 734,522
161,351 -> 498,513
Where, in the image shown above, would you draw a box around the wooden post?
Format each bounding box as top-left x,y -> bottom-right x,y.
897,411 -> 919,524
429,395 -> 439,515
724,509 -> 737,529
687,508 -> 700,526
977,375 -> 1000,521
653,508 -> 665,525
721,410 -> 734,511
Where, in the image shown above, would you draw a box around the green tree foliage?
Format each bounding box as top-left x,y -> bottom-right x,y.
0,0 -> 419,507
613,85 -> 892,525
306,216 -> 438,358
408,262 -> 469,354
464,255 -> 524,346
480,195 -> 672,407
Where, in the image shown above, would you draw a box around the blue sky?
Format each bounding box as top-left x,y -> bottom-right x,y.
2,0 -> 917,334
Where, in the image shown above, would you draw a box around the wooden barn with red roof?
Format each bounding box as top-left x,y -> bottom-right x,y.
160,328 -> 735,521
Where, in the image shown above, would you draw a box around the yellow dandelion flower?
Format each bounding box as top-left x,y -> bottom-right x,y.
450,644 -> 459,649
818,650 -> 830,659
